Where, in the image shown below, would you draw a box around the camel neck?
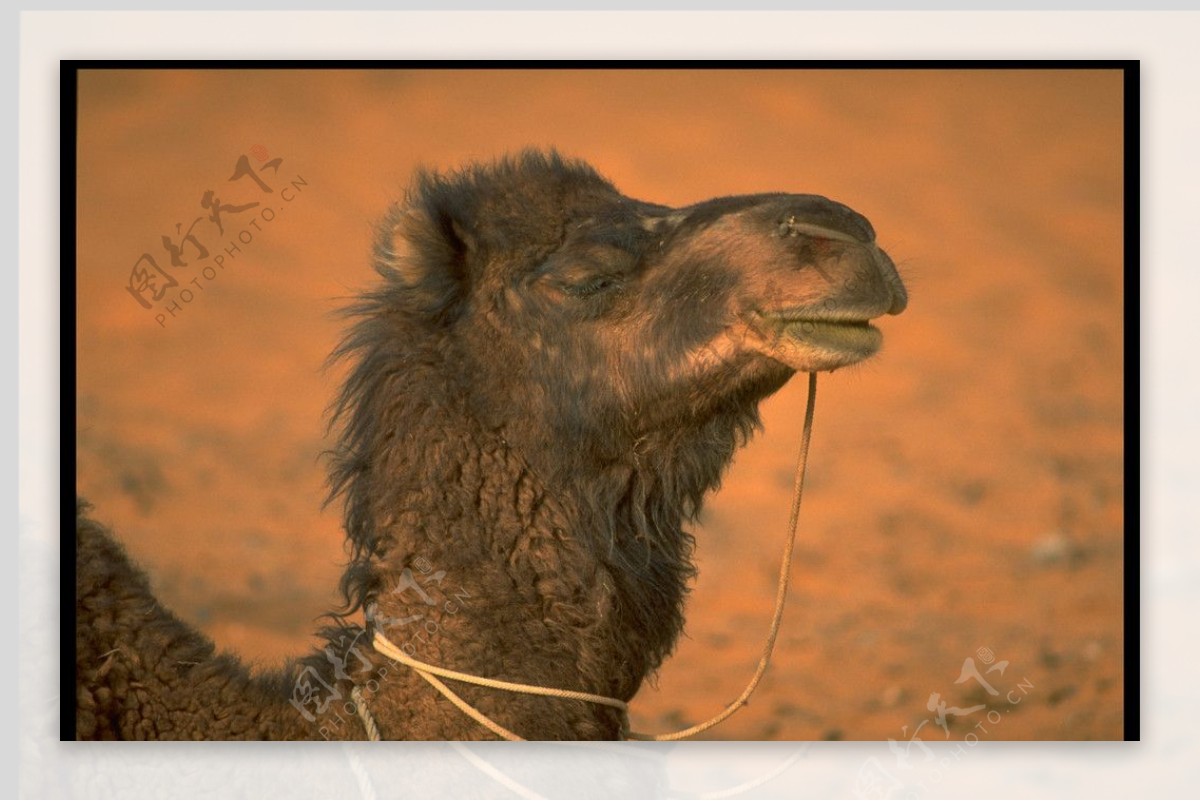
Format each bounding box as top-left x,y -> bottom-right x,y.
321,381 -> 689,738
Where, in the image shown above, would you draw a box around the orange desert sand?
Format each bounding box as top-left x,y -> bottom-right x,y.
75,68 -> 1125,740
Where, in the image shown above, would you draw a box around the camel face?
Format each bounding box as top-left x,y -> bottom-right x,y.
384,151 -> 905,464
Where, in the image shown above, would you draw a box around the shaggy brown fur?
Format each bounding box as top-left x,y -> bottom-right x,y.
75,151 -> 906,740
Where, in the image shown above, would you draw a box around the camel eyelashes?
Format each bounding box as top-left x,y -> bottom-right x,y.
539,245 -> 637,299
564,274 -> 623,297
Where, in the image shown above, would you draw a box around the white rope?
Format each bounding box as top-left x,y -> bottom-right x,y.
350,685 -> 381,742
373,634 -> 629,711
450,743 -> 547,800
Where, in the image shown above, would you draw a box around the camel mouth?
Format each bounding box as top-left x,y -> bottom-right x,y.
773,317 -> 882,352
750,312 -> 884,371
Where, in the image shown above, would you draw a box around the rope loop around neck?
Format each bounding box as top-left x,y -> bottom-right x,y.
355,372 -> 818,741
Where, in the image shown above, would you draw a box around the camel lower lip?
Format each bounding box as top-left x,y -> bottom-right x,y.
754,315 -> 884,367
778,319 -> 881,348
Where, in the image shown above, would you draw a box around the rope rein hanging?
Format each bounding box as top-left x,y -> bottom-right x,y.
354,372 -> 819,742
630,370 -> 818,741
350,685 -> 381,742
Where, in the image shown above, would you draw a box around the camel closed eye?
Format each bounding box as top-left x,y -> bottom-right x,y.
563,273 -> 623,297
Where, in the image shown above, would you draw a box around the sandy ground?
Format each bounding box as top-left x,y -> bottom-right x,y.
74,68 -> 1125,741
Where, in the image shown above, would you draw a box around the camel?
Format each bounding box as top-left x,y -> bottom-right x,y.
75,150 -> 906,740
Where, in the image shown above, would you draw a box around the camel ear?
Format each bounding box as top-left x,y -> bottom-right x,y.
373,202 -> 476,316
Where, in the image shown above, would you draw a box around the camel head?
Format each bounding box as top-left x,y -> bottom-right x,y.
369,151 -> 906,470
